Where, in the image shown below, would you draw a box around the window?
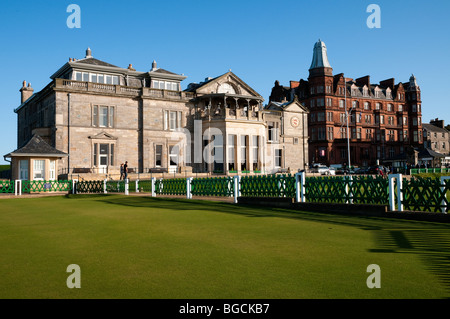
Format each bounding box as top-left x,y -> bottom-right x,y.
152,80 -> 179,91
326,98 -> 332,107
398,105 -> 403,112
275,149 -> 282,168
93,143 -> 114,168
340,113 -> 346,124
327,127 -> 333,140
318,127 -> 326,140
380,115 -> 384,125
155,145 -> 162,167
252,136 -> 259,170
93,105 -> 114,127
74,71 -> 119,85
412,104 -> 417,112
33,160 -> 45,180
375,103 -> 381,110
387,104 -> 393,112
364,102 -> 370,110
228,135 -> 236,171
357,128 -> 362,139
339,100 -> 345,108
240,135 -> 248,171
49,160 -> 56,181
317,112 -> 325,122
268,122 -> 278,142
414,131 -> 419,142
164,110 -> 183,131
327,112 -> 333,122
169,145 -> 179,166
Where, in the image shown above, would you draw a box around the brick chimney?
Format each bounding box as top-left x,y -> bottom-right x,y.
20,81 -> 34,104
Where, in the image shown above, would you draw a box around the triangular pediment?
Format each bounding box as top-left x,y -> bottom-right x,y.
193,71 -> 263,98
88,132 -> 118,140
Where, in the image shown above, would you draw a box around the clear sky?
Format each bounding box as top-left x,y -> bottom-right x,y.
1,0 -> 449,164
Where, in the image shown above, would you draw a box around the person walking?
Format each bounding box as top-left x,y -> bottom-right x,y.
120,163 -> 124,180
124,161 -> 128,181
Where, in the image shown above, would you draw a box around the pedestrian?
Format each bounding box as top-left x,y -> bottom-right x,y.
120,163 -> 124,180
124,161 -> 128,181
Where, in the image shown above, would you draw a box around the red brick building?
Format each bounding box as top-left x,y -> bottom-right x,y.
269,40 -> 423,168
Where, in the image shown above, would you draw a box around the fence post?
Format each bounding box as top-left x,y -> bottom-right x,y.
233,175 -> 241,204
440,176 -> 450,214
151,177 -> 156,197
72,179 -> 78,195
397,174 -> 403,212
125,179 -> 129,195
347,176 -> 353,204
103,179 -> 107,194
295,173 -> 301,203
186,177 -> 193,199
301,171 -> 306,202
136,179 -> 139,193
15,180 -> 22,196
389,174 -> 403,212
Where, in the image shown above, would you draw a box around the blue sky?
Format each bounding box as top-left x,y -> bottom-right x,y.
1,0 -> 449,164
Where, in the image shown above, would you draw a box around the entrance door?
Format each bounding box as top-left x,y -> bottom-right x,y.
99,144 -> 109,174
19,160 -> 29,180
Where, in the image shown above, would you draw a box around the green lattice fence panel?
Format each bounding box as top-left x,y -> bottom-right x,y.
0,180 -> 14,193
191,177 -> 234,197
155,178 -> 187,195
138,180 -> 153,193
76,180 -> 103,193
305,176 -> 389,205
305,176 -> 349,203
347,176 -> 389,205
240,175 -> 295,198
22,180 -> 72,193
402,177 -> 450,213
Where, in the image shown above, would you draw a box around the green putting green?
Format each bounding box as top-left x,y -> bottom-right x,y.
0,194 -> 449,299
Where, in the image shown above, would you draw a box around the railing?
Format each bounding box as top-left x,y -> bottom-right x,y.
0,180 -> 14,193
21,180 -> 72,193
55,79 -> 194,101
240,175 -> 295,198
8,175 -> 450,214
411,168 -> 450,174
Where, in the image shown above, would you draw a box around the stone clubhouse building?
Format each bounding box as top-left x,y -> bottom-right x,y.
7,48 -> 309,180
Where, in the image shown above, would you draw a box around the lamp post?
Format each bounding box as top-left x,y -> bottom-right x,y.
344,77 -> 351,170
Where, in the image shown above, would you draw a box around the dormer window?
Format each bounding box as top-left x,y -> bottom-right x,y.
74,71 -> 119,85
152,80 -> 179,91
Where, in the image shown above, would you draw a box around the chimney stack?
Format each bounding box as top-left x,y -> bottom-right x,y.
20,81 -> 34,104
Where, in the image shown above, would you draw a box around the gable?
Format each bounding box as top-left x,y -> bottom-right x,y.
88,132 -> 118,140
194,72 -> 262,98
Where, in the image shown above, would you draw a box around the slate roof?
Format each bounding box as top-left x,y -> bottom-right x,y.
74,57 -> 120,68
4,135 -> 68,158
423,123 -> 449,134
418,147 -> 446,159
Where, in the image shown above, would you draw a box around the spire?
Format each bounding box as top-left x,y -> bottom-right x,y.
151,60 -> 157,71
409,74 -> 419,91
310,39 -> 332,69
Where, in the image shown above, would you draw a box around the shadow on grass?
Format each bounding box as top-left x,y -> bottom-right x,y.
65,194 -> 450,297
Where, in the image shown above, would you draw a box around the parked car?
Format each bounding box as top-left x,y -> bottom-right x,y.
367,165 -> 387,176
354,167 -> 369,175
336,167 -> 355,175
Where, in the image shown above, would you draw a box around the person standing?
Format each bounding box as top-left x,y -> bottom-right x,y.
120,163 -> 124,180
124,161 -> 128,181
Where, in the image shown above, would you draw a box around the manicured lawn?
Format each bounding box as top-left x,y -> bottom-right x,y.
0,194 -> 449,299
